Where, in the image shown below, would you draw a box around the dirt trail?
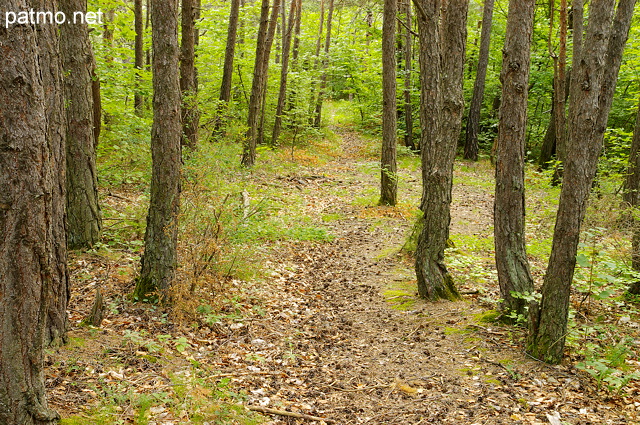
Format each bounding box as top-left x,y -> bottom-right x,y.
216,129 -> 636,424
46,128 -> 638,424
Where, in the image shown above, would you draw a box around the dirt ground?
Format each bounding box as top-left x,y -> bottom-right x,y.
46,129 -> 640,424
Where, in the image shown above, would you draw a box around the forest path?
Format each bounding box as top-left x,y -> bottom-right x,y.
46,125 -> 637,424
215,127 -> 631,424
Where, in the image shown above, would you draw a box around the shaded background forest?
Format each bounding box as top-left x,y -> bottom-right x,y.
93,0 -> 640,164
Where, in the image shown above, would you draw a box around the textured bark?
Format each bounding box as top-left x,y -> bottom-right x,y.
550,0 -> 568,182
135,0 -> 144,115
181,0 -> 201,150
625,100 -> 640,295
61,0 -> 102,251
36,0 -> 69,348
528,0 -> 634,364
595,0 -> 636,134
380,0 -> 398,206
414,0 -> 467,301
0,0 -> 66,421
493,0 -> 535,319
313,0 -> 335,128
272,0 -> 298,145
135,0 -> 182,301
402,0 -> 415,150
464,0 -> 494,161
241,0 -> 281,166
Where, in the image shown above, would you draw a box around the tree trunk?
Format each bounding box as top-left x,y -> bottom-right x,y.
135,0 -> 182,301
596,0 -> 636,133
61,0 -> 102,251
528,0 -> 635,364
0,0 -> 66,421
286,0 -> 303,113
493,0 -> 535,319
272,0 -> 298,145
313,0 -> 335,128
241,0 -> 281,166
135,0 -> 145,115
624,98 -> 640,295
549,0 -> 569,183
402,0 -> 415,150
464,0 -> 494,161
413,0 -> 468,301
539,70 -> 571,169
102,8 -> 115,128
538,108 -> 557,168
308,0 -> 325,122
215,0 -> 241,136
553,0 -> 568,172
380,0 -> 398,206
36,2 -> 70,348
257,0 -> 281,146
181,0 -> 201,150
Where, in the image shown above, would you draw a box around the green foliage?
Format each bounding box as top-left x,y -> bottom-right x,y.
599,128 -> 633,178
576,339 -> 640,393
504,291 -> 541,326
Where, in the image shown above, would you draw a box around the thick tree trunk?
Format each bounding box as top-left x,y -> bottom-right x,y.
61,0 -> 102,251
380,0 -> 398,206
313,0 -> 335,128
135,0 -> 182,301
181,0 -> 201,150
272,0 -> 298,145
135,0 -> 144,115
464,0 -> 494,161
528,0 -> 634,364
493,0 -> 535,319
439,0 -> 468,164
37,1 -> 70,348
241,0 -> 281,166
0,0 -> 66,421
402,0 -> 415,150
214,0 -> 241,136
625,99 -> 640,295
414,0 -> 467,301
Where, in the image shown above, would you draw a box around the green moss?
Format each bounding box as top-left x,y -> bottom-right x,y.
474,309 -> 501,323
66,337 -> 87,348
444,327 -> 472,335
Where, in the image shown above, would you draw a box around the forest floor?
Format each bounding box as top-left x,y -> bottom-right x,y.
46,116 -> 640,424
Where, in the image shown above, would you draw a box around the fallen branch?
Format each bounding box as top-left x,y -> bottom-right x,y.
246,405 -> 336,423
